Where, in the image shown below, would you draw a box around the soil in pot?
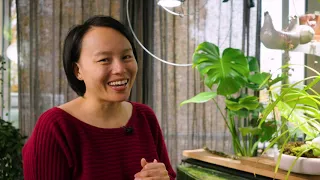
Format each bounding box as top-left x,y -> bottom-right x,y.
283,142 -> 318,158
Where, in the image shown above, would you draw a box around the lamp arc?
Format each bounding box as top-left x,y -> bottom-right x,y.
126,0 -> 192,67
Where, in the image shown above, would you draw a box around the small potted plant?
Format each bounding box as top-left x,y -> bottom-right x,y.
259,64 -> 320,178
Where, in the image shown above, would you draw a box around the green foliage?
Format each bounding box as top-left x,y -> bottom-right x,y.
182,39 -> 320,177
225,96 -> 260,111
259,65 -> 320,140
275,141 -> 320,179
181,42 -> 277,157
180,92 -> 217,105
259,121 -> 277,142
257,64 -> 320,179
276,88 -> 320,140
0,119 -> 26,180
285,142 -> 320,158
193,42 -> 249,96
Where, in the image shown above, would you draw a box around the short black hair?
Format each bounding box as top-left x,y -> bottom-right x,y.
63,16 -> 138,96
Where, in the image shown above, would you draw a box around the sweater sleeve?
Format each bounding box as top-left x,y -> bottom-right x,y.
140,104 -> 176,180
154,120 -> 176,180
22,112 -> 72,180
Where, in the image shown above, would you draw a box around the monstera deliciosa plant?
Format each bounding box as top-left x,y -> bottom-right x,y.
181,42 -> 280,157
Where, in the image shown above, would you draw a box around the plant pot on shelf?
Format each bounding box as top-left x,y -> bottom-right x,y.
274,153 -> 320,175
274,140 -> 320,175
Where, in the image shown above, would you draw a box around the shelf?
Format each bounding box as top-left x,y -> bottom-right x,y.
292,41 -> 320,57
182,149 -> 320,180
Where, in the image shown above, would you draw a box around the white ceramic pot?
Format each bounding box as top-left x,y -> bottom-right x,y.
274,152 -> 320,175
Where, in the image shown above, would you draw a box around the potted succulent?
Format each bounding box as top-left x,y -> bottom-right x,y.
180,42 -> 278,157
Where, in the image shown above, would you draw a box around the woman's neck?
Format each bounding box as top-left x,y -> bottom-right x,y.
74,97 -> 131,128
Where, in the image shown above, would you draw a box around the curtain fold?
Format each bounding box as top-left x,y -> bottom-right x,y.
0,0 -> 11,121
122,0 -> 155,105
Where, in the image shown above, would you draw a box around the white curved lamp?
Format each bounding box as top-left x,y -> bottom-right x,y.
126,0 -> 192,67
157,0 -> 182,8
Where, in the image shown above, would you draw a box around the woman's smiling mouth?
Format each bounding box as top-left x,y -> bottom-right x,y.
107,79 -> 129,91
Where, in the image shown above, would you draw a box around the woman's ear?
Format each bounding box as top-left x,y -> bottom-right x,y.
73,63 -> 83,81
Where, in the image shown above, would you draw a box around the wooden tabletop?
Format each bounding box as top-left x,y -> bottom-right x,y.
183,149 -> 320,180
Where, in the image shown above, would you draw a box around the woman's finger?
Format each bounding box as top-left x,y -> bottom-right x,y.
141,158 -> 148,168
134,177 -> 169,180
134,176 -> 169,180
142,162 -> 166,170
135,169 -> 168,178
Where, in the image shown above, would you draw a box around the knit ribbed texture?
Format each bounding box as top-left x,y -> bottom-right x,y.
22,102 -> 176,180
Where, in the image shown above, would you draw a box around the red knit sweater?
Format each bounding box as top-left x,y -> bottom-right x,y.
22,102 -> 176,180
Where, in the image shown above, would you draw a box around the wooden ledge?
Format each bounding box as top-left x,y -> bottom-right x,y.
183,149 -> 320,180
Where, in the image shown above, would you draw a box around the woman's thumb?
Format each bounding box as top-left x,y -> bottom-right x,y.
141,158 -> 148,167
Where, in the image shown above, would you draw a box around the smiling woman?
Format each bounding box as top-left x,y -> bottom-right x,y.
22,16 -> 176,180
73,27 -> 138,103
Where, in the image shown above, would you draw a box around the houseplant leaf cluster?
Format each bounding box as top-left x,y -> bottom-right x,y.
259,65 -> 320,145
181,42 -> 278,157
258,64 -> 320,178
180,41 -> 319,178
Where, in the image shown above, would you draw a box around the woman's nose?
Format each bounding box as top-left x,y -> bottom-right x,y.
111,59 -> 125,74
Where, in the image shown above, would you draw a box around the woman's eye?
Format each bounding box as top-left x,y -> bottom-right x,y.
123,55 -> 132,60
98,58 -> 109,62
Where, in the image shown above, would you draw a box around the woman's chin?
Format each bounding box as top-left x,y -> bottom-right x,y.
105,94 -> 130,102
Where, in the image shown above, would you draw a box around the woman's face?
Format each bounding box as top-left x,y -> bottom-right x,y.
76,27 -> 138,102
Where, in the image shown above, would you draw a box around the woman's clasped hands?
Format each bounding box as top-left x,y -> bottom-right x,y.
134,158 -> 170,180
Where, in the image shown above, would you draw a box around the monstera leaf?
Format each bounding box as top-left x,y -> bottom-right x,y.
247,72 -> 271,90
248,56 -> 259,73
180,92 -> 217,105
239,126 -> 261,137
225,96 -> 260,111
193,42 -> 249,96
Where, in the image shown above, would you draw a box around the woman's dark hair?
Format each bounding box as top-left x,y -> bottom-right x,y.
63,16 -> 138,96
